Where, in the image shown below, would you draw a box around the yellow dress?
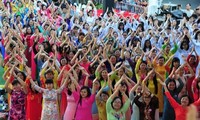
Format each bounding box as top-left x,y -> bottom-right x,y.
96,99 -> 107,120
153,60 -> 166,113
135,58 -> 147,82
147,80 -> 156,95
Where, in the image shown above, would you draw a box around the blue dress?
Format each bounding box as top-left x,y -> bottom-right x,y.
162,78 -> 184,120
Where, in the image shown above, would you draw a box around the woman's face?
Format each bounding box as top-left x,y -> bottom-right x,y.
88,11 -> 93,17
173,61 -> 180,68
101,93 -> 109,102
165,45 -> 171,53
13,83 -> 21,91
68,52 -> 74,60
154,20 -> 158,25
113,32 -> 118,38
45,72 -> 54,80
143,96 -> 151,104
80,89 -> 88,98
112,98 -> 122,110
17,72 -> 25,80
143,91 -> 151,104
182,42 -> 188,50
120,84 -> 127,93
115,50 -> 120,58
93,80 -> 100,89
172,20 -> 177,26
158,58 -> 165,66
61,58 -> 67,66
124,51 -> 130,59
118,69 -> 124,76
84,23 -> 89,29
75,66 -> 80,73
101,70 -> 108,79
27,27 -> 32,34
145,41 -> 151,47
189,56 -> 195,64
110,56 -> 117,64
45,83 -> 54,90
181,96 -> 189,107
140,63 -> 147,70
168,81 -> 176,91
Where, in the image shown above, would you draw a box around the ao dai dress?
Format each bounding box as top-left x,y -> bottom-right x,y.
34,85 -> 65,120
72,91 -> 95,120
63,90 -> 77,120
9,90 -> 26,120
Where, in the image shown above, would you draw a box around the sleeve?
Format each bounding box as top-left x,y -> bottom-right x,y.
152,96 -> 159,109
102,85 -> 110,92
135,58 -> 141,74
106,97 -> 113,113
129,92 -> 135,102
88,94 -> 95,103
187,54 -> 191,63
56,81 -> 66,94
162,44 -> 167,50
72,91 -> 80,102
38,25 -> 44,33
34,84 -> 45,93
153,59 -> 157,67
165,91 -> 180,109
133,94 -> 143,107
121,99 -> 131,112
192,78 -> 197,93
95,71 -> 100,79
193,98 -> 200,106
176,78 -> 184,94
170,43 -> 178,54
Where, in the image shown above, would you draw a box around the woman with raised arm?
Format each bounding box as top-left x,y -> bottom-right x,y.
63,71 -> 80,120
159,78 -> 200,120
4,64 -> 27,120
129,79 -> 142,120
29,71 -> 68,120
71,80 -> 97,120
106,84 -> 130,120
95,82 -> 109,120
162,67 -> 184,120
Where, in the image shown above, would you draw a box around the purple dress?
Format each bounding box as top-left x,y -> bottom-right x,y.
9,90 -> 26,120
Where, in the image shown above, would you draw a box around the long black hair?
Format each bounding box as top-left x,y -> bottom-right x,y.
143,39 -> 152,52
78,86 -> 91,106
169,57 -> 180,74
146,74 -> 158,94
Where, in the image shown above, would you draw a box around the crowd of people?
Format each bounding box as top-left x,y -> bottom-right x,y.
0,0 -> 200,120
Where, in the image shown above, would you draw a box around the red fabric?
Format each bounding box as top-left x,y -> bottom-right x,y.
26,78 -> 42,120
165,91 -> 200,120
192,78 -> 200,101
60,90 -> 67,119
21,34 -> 32,67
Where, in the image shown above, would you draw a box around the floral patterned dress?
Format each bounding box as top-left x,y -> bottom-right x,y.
9,90 -> 26,120
34,85 -> 65,120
